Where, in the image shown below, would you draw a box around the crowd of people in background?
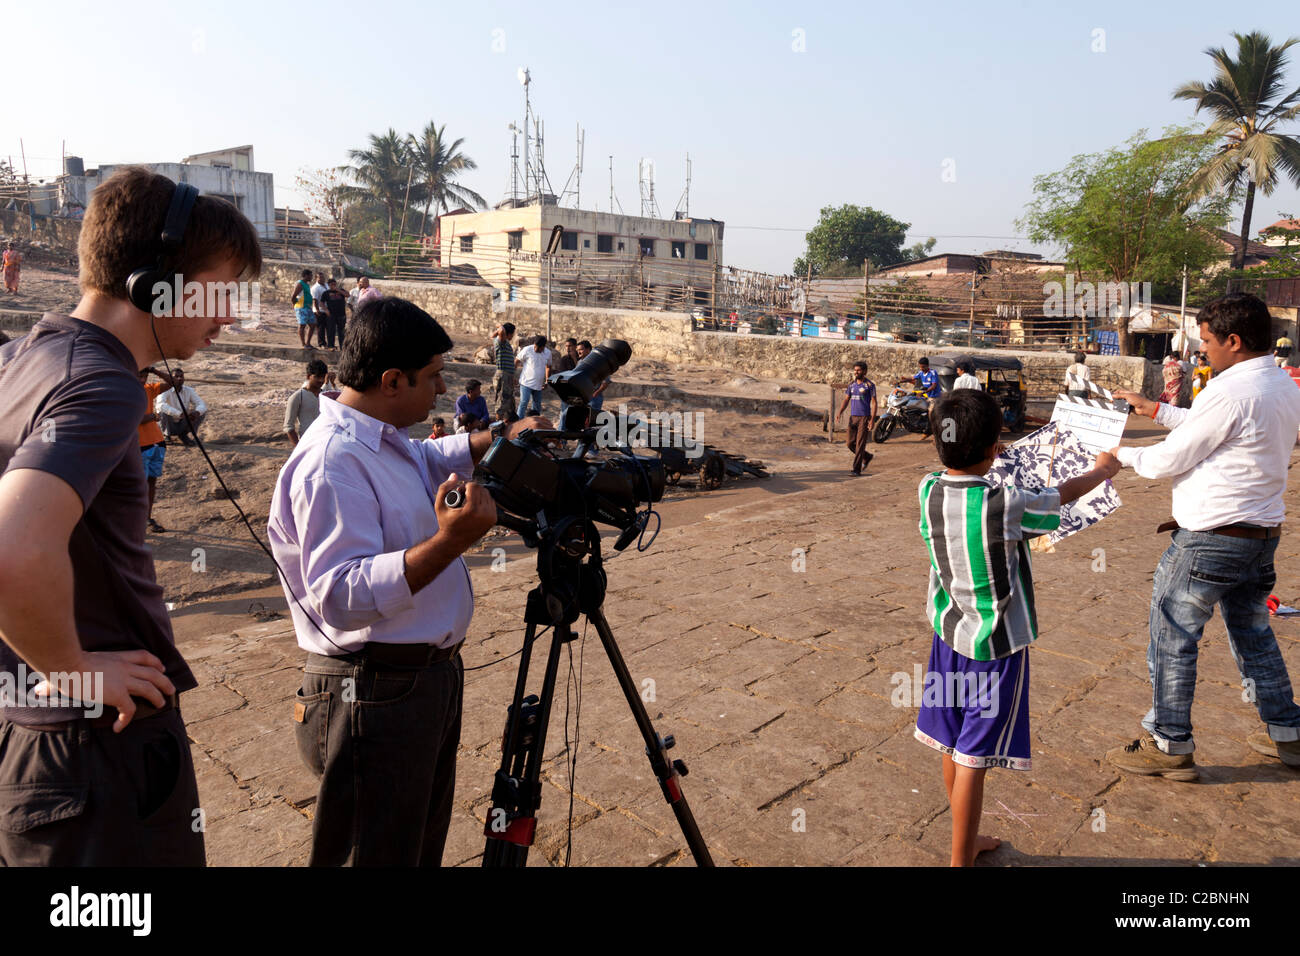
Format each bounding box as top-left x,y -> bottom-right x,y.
289,270 -> 381,351
137,364 -> 210,533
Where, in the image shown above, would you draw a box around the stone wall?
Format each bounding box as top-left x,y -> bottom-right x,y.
689,332 -> 1157,395
0,210 -> 83,253
254,261 -> 1162,397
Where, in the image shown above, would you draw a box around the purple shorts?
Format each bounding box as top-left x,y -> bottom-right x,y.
914,633 -> 1032,771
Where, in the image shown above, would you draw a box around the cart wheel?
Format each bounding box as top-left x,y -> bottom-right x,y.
700,455 -> 725,490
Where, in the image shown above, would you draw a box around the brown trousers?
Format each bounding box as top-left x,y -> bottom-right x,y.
846,415 -> 874,472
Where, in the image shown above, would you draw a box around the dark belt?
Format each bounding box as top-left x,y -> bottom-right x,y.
353,641 -> 461,668
16,693 -> 178,732
1157,519 -> 1281,539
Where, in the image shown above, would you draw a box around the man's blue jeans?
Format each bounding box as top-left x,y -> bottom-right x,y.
517,385 -> 542,419
1144,529 -> 1300,754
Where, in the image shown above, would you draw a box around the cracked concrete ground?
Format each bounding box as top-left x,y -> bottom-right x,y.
172,415 -> 1300,867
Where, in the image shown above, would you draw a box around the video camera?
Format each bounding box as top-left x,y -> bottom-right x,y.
465,339 -> 665,551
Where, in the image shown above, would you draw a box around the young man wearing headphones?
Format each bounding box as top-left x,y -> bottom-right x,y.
0,167 -> 262,864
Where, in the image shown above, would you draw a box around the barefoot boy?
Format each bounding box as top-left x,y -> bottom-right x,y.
915,389 -> 1118,866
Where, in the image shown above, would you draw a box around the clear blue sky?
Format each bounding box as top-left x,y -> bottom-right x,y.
7,0 -> 1299,272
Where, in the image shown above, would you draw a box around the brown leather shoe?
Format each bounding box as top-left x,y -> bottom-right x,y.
1247,732 -> 1300,768
1106,735 -> 1199,781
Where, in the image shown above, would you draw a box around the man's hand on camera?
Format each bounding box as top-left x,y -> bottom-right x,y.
435,472 -> 497,549
506,415 -> 552,439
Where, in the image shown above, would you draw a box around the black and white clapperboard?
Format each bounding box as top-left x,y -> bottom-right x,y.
1052,375 -> 1130,453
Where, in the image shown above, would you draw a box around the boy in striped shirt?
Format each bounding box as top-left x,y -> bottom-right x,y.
916,389 -> 1118,866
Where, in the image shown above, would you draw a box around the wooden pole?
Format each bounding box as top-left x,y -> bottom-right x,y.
18,139 -> 32,214
968,274 -> 976,348
801,261 -> 811,337
862,259 -> 869,341
395,163 -> 415,277
711,224 -> 718,320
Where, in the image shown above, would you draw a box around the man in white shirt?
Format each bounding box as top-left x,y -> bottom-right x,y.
515,334 -> 552,418
952,359 -> 980,391
310,272 -> 328,332
268,297 -> 549,865
1108,293 -> 1300,778
156,366 -> 209,446
1065,352 -> 1090,398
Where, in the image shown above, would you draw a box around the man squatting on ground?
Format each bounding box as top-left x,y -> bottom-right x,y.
268,297 -> 550,866
0,167 -> 261,864
916,388 -> 1118,866
1108,292 -> 1300,776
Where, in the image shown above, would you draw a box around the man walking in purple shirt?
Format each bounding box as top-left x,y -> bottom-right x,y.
268,297 -> 549,866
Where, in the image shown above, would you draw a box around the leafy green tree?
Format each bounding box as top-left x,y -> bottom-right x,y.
1018,126 -> 1230,354
792,204 -> 912,277
338,129 -> 415,232
1173,31 -> 1300,270
902,237 -> 937,261
408,122 -> 487,237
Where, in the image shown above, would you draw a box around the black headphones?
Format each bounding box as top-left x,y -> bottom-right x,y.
125,181 -> 200,314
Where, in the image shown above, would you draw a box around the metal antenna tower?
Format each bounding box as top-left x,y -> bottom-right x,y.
609,156 -> 622,213
558,125 -> 586,208
675,153 -> 691,218
517,67 -> 533,199
506,122 -> 521,203
638,158 -> 660,219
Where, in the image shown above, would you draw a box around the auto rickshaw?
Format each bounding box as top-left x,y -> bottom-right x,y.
931,354 -> 1027,432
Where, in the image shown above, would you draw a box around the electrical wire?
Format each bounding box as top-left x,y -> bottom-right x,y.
148,313 -> 352,655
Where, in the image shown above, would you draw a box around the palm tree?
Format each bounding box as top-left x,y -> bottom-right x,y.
408,121 -> 487,236
1174,31 -> 1300,270
338,129 -> 414,232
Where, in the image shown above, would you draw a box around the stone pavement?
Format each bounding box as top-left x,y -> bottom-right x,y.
177,420 -> 1300,866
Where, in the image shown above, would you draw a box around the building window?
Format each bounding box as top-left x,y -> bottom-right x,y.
560,231 -> 578,251
639,238 -> 655,257
597,234 -> 614,253
694,243 -> 710,261
583,238 -> 591,248
507,230 -> 523,250
460,235 -> 474,253
618,240 -> 625,252
671,241 -> 686,258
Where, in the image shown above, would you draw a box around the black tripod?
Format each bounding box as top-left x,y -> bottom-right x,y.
481,512 -> 714,867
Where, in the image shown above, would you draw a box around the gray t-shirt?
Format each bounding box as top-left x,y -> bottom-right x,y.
0,314 -> 196,724
285,386 -> 322,436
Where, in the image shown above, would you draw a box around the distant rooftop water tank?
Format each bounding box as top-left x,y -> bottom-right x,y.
63,156 -> 84,177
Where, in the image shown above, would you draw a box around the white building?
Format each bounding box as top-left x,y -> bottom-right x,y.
59,145 -> 275,238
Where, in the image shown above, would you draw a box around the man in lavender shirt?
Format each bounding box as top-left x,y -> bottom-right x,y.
268,297 -> 549,866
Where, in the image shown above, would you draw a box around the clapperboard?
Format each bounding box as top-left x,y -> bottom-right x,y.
1051,375 -> 1129,453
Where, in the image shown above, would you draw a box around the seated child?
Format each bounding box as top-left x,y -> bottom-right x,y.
915,388 -> 1118,866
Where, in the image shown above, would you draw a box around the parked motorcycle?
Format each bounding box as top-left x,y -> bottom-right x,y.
873,387 -> 932,442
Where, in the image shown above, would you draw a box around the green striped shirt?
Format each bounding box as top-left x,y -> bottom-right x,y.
917,472 -> 1061,661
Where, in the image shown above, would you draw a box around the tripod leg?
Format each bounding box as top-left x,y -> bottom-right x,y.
586,607 -> 715,866
483,623 -> 570,867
